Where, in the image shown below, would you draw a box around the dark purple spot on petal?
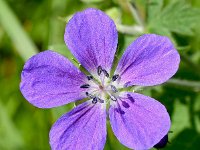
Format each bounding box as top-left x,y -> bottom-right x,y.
127,94 -> 135,103
56,71 -> 67,78
122,101 -> 130,108
31,80 -> 42,88
153,134 -> 168,149
80,84 -> 90,88
115,108 -> 125,115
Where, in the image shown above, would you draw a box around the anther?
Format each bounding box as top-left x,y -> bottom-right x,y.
96,97 -> 104,103
86,92 -> 94,98
97,66 -> 102,76
87,75 -> 93,80
111,85 -> 118,93
92,97 -> 98,104
98,98 -> 104,103
112,74 -> 119,81
80,84 -> 90,88
102,69 -> 109,77
124,81 -> 131,88
110,95 -> 117,101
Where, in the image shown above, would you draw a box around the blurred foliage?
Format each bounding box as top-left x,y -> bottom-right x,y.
0,0 -> 200,149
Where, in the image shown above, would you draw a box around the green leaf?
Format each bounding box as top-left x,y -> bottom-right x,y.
0,101 -> 24,149
147,0 -> 163,22
51,103 -> 74,122
81,0 -> 104,3
104,121 -> 130,150
106,7 -> 121,24
170,100 -> 191,138
148,1 -> 200,36
0,0 -> 38,60
165,129 -> 200,150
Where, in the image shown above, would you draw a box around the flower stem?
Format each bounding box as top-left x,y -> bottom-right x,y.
120,79 -> 200,93
116,24 -> 144,35
117,0 -> 144,27
127,1 -> 144,27
164,79 -> 200,92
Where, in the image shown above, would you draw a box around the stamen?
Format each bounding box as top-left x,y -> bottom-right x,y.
112,74 -> 119,81
97,66 -> 102,76
87,75 -> 93,80
80,84 -> 90,88
111,85 -> 118,93
124,81 -> 131,88
86,92 -> 94,98
92,97 -> 98,104
98,98 -> 104,103
110,95 -> 117,101
102,69 -> 109,77
91,96 -> 104,104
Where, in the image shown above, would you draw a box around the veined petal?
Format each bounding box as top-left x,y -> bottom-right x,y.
50,101 -> 107,150
109,93 -> 170,150
64,8 -> 118,74
20,50 -> 87,108
115,34 -> 180,87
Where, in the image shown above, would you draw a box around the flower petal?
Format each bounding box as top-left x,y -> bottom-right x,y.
115,34 -> 180,87
109,93 -> 170,150
64,8 -> 118,74
20,50 -> 87,108
50,101 -> 107,150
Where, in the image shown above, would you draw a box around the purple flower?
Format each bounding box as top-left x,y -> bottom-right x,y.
20,8 -> 180,150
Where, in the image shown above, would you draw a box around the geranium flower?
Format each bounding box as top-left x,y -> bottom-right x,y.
20,8 -> 180,150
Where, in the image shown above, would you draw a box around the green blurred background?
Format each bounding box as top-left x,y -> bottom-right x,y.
0,0 -> 200,149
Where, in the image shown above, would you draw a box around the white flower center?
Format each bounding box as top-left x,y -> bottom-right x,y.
80,66 -> 121,108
